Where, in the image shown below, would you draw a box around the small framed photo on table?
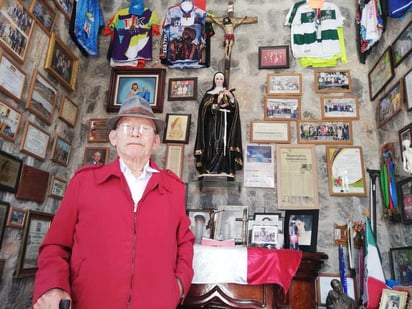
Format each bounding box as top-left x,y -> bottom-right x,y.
163,113 -> 191,144
378,289 -> 408,309
251,225 -> 278,247
258,45 -> 290,69
284,209 -> 319,252
396,177 -> 412,224
390,246 -> 412,285
167,77 -> 197,101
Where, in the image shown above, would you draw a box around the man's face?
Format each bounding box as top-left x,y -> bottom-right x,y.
109,116 -> 160,162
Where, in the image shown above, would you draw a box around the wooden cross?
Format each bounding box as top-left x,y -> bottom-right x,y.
235,208 -> 249,245
207,0 -> 258,85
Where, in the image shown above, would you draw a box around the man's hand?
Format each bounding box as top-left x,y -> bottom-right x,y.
33,288 -> 71,309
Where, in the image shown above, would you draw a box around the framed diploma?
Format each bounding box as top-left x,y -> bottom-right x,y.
58,95 -> 78,127
326,146 -> 367,196
0,98 -> 23,142
19,120 -> 50,161
165,144 -> 185,178
277,144 -> 319,209
15,165 -> 50,203
250,121 -> 290,144
244,144 -> 275,188
15,210 -> 53,277
0,53 -> 27,102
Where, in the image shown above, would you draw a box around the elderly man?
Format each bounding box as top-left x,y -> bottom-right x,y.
33,96 -> 194,309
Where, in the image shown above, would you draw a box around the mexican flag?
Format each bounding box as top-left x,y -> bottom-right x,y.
362,218 -> 386,308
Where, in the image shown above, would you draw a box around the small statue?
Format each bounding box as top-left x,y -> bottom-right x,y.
402,139 -> 412,174
326,279 -> 355,309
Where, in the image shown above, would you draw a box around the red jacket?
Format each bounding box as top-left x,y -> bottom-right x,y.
33,158 -> 194,309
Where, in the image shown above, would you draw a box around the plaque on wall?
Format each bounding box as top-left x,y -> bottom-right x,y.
16,165 -> 50,203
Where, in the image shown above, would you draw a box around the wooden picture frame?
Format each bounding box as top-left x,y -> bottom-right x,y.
44,33 -> 79,91
378,288 -> 408,309
0,97 -> 22,142
297,120 -> 353,145
25,69 -> 58,125
15,210 -> 54,277
6,206 -> 26,228
390,246 -> 412,285
50,135 -> 72,166
314,70 -> 352,93
266,73 -> 302,96
0,52 -> 27,102
258,45 -> 290,69
163,113 -> 191,144
277,144 -> 319,210
58,95 -> 78,127
250,121 -> 290,144
0,201 -> 10,248
368,47 -> 394,101
321,96 -> 359,120
87,118 -> 110,143
107,68 -> 166,113
83,146 -> 110,166
167,77 -> 198,101
19,120 -> 50,161
399,123 -> 412,161
377,79 -> 403,128
326,146 -> 367,196
165,144 -> 185,178
52,0 -> 73,21
30,0 -> 58,35
0,150 -> 23,193
48,175 -> 67,199
403,69 -> 412,111
264,96 -> 300,120
397,177 -> 412,224
316,273 -> 357,306
251,225 -> 278,246
0,0 -> 34,64
284,209 -> 319,251
16,165 -> 50,203
392,20 -> 412,67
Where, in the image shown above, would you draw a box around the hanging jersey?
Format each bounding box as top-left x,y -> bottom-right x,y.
387,0 -> 412,18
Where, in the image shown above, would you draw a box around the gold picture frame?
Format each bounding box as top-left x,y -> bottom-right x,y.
163,113 -> 191,144
378,288 -> 408,309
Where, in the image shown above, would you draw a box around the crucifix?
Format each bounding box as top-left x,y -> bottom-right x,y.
207,0 -> 258,85
235,208 -> 249,245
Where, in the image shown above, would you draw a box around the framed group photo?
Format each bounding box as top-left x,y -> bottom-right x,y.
396,177 -> 412,224
187,209 -> 212,243
167,77 -> 197,101
0,53 -> 27,102
266,73 -> 302,96
368,47 -> 394,101
251,225 -> 278,247
0,98 -> 22,142
163,113 -> 191,144
83,147 -> 110,166
258,45 -> 290,69
297,120 -> 353,145
264,96 -> 300,120
321,96 -> 359,120
107,68 -> 166,113
30,0 -> 58,35
314,70 -> 352,93
284,209 -> 319,252
391,20 -> 412,67
377,79 -> 403,128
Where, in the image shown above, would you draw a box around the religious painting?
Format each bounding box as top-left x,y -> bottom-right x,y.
368,47 -> 394,101
0,150 -> 23,193
258,45 -> 290,69
163,113 -> 191,144
297,120 -> 353,145
168,77 -> 198,101
390,246 -> 412,285
266,73 -> 302,96
397,177 -> 412,224
378,289 -> 408,309
377,79 -> 403,128
0,98 -> 22,142
391,20 -> 412,67
314,70 -> 352,93
107,68 -> 166,113
284,209 -> 319,252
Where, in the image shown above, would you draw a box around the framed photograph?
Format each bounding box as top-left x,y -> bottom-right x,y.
254,213 -> 282,233
264,96 -> 300,120
250,121 -> 290,144
83,146 -> 110,166
58,95 -> 78,127
107,68 -> 166,113
214,205 -> 248,242
392,20 -> 412,67
30,0 -> 58,35
16,165 -> 50,203
87,118 -> 110,143
397,177 -> 412,224
390,246 -> 412,285
163,113 -> 191,144
0,0 -> 34,63
284,209 -> 319,252
25,69 -> 58,125
368,47 -> 394,101
399,123 -> 412,161
0,150 -> 23,193
187,209 -> 212,243
403,69 -> 412,111
244,144 -> 275,188
326,146 -> 367,196
377,79 -> 403,128
297,120 -> 353,145
314,70 -> 352,93
165,144 -> 185,178
15,210 -> 54,277
378,288 -> 408,309
0,98 -> 22,142
0,201 -> 10,248
52,0 -> 73,20
321,96 -> 359,120
19,120 -> 50,161
50,135 -> 72,166
44,33 -> 79,91
0,53 -> 27,102
266,73 -> 302,96
251,225 -> 278,246
6,206 -> 26,228
316,273 -> 357,306
258,45 -> 290,69
167,77 -> 198,101
48,175 -> 67,199
277,144 -> 319,210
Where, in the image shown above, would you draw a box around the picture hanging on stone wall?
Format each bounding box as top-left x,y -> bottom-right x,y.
44,33 -> 79,91
163,113 -> 191,144
167,77 -> 198,101
15,165 -> 49,203
48,175 -> 67,199
0,150 -> 23,193
87,118 -> 110,143
50,135 -> 72,166
0,0 -> 34,64
368,46 -> 394,101
377,78 -> 403,128
19,120 -> 50,161
30,0 -> 58,35
314,70 -> 352,93
391,20 -> 412,67
396,177 -> 412,224
165,144 -> 185,178
390,246 -> 412,285
321,96 -> 359,120
107,68 -> 166,113
0,53 -> 27,102
403,69 -> 412,111
6,206 -> 26,228
258,45 -> 290,69
264,96 -> 300,120
58,95 -> 78,127
0,98 -> 22,143
399,123 -> 412,162
297,120 -> 353,145
250,121 -> 290,144
266,73 -> 302,96
83,146 -> 110,166
0,201 -> 9,249
52,0 -> 73,21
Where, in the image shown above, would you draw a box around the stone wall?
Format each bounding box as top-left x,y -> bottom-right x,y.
0,0 -> 411,307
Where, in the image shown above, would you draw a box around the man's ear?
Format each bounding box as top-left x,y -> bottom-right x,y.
108,130 -> 117,147
152,134 -> 161,149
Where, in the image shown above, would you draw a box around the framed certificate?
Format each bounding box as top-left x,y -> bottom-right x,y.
0,53 -> 26,102
19,120 -> 50,161
58,95 -> 78,127
250,121 -> 290,143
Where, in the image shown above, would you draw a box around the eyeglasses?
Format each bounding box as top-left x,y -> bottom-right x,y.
117,123 -> 156,135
